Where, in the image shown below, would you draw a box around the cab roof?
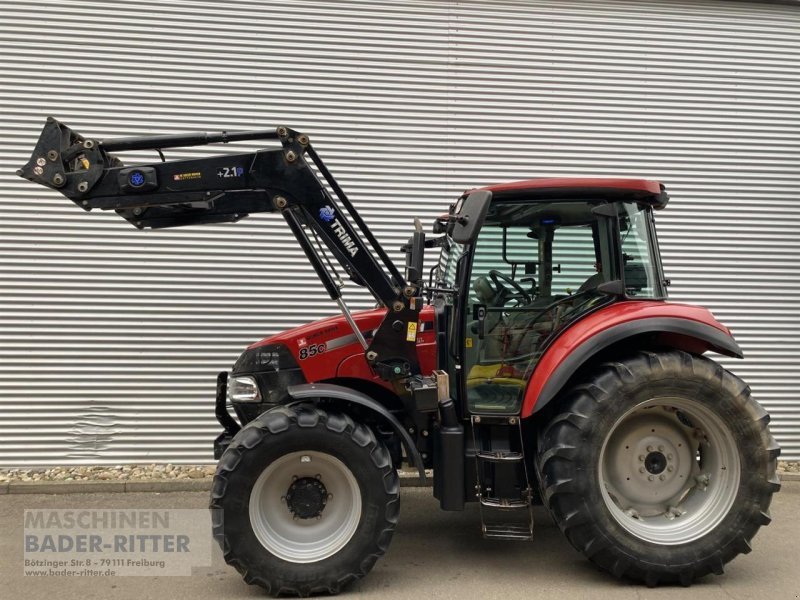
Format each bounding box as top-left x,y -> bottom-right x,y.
476,177 -> 669,209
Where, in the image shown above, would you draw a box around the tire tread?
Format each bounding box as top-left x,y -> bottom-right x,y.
535,350 -> 780,586
209,405 -> 399,597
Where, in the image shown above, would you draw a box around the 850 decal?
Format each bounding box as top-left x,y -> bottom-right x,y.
299,343 -> 326,360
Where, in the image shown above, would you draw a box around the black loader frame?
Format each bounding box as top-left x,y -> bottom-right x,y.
19,117 -> 433,382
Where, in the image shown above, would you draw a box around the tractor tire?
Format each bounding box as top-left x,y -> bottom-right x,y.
536,350 -> 780,586
210,404 -> 399,596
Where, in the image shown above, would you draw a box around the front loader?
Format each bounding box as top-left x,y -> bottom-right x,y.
19,118 -> 780,595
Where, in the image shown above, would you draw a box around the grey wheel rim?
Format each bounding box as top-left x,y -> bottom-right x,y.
599,397 -> 740,545
249,450 -> 362,563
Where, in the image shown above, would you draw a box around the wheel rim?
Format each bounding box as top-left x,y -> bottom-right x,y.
599,397 -> 740,545
249,450 -> 362,563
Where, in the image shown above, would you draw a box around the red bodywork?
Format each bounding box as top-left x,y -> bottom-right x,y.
249,300 -> 734,419
519,301 -> 732,418
480,177 -> 663,196
250,306 -> 437,392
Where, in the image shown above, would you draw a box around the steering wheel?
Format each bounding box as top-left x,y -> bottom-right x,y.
497,289 -> 605,367
488,270 -> 531,305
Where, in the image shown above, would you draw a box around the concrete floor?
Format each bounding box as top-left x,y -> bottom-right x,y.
1,483 -> 797,600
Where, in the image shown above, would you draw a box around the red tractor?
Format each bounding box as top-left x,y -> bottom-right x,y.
20,119 -> 780,595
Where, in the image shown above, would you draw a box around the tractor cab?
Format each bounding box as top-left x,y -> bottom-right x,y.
438,179 -> 669,416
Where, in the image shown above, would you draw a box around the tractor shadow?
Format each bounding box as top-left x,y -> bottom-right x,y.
350,487 -> 737,598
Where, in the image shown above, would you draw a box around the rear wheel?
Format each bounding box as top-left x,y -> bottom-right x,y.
210,405 -> 399,596
536,350 -> 780,586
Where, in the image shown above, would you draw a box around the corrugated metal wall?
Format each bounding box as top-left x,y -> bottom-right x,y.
2,0 -> 798,465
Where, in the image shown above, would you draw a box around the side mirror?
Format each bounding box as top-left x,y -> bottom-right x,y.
451,191 -> 491,244
404,218 -> 426,286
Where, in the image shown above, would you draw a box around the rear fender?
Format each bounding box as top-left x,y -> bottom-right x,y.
522,301 -> 743,418
285,383 -> 426,482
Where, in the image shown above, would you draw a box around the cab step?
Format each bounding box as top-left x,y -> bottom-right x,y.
480,496 -> 529,509
471,415 -> 534,541
482,523 -> 534,541
476,450 -> 524,462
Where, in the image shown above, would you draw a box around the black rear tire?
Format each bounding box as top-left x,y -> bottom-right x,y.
210,405 -> 399,596
536,350 -> 780,586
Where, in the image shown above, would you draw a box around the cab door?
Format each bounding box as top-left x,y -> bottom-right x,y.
462,202 -> 611,414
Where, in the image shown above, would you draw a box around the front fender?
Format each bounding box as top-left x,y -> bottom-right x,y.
522,301 -> 742,418
285,382 -> 426,482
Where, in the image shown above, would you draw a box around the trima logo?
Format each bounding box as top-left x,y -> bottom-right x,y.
319,205 -> 357,256
329,219 -> 358,257
319,205 -> 335,222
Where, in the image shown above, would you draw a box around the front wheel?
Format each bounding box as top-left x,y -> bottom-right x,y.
210,405 -> 399,596
536,350 -> 780,586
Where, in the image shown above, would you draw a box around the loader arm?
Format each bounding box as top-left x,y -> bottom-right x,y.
18,117 -> 422,379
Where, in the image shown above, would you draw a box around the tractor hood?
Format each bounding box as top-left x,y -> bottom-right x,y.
239,305 -> 438,388
249,305 -> 436,354
250,307 -> 387,352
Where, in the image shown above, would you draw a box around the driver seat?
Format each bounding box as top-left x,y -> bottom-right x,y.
474,276 -> 503,331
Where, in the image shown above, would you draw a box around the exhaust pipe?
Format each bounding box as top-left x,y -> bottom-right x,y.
433,372 -> 465,511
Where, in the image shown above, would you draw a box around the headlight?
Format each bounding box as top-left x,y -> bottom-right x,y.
233,344 -> 298,373
227,376 -> 261,403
